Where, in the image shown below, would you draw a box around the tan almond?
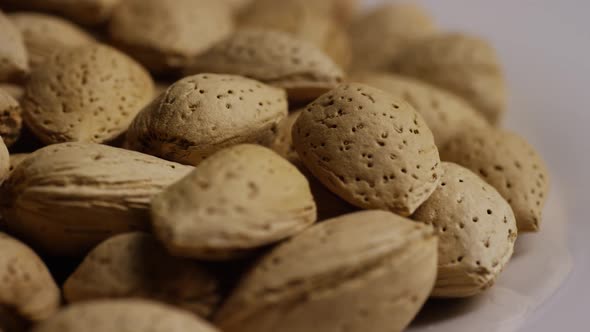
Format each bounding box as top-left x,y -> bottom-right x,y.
109,0 -> 234,74
413,162 -> 517,297
152,144 -> 316,260
22,43 -> 154,145
390,33 -> 506,124
440,128 -> 549,232
215,210 -> 438,332
1,0 -> 121,26
0,89 -> 22,147
0,10 -> 29,82
349,3 -> 436,71
292,83 -> 442,216
350,72 -> 489,148
0,137 -> 8,183
186,29 -> 344,102
9,12 -> 95,69
0,142 -> 193,256
0,232 -> 60,324
126,73 -> 288,165
64,232 -> 221,318
239,0 -> 352,69
32,300 -> 221,332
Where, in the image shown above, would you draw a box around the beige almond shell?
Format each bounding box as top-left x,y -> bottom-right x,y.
0,142 -> 193,256
215,210 -> 438,332
186,29 -> 344,102
350,72 -> 489,148
390,33 -> 506,124
152,144 -> 317,261
0,137 -> 8,183
108,0 -> 234,74
21,43 -> 154,145
0,83 -> 24,101
0,0 -> 120,25
349,3 -> 436,71
63,232 -> 221,318
126,73 -> 288,166
8,153 -> 29,174
0,232 -> 60,322
0,89 -> 23,147
9,12 -> 95,69
0,10 -> 29,82
292,83 -> 442,216
413,162 -> 517,297
239,0 -> 352,69
32,299 -> 221,332
440,128 -> 549,232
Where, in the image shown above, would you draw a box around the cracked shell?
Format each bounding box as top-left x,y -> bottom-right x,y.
0,10 -> 29,82
126,73 -> 288,166
0,232 -> 60,324
413,162 -> 517,297
350,72 -> 488,148
215,210 -> 437,332
0,89 -> 22,147
440,128 -> 549,232
390,33 -> 506,124
292,83 -> 442,216
32,300 -> 220,332
22,43 -> 154,145
151,144 -> 317,261
64,232 -> 221,318
186,29 -> 344,102
0,143 -> 193,256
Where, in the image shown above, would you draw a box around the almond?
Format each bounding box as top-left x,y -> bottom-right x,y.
350,72 -> 488,148
22,43 -> 154,145
0,232 -> 60,324
1,0 -> 121,25
215,210 -> 437,332
0,10 -> 29,82
109,0 -> 234,74
152,144 -> 316,260
0,142 -> 193,256
32,300 -> 221,332
390,33 -> 506,124
292,83 -> 442,216
0,88 -> 22,147
126,73 -> 288,165
9,12 -> 95,69
270,109 -> 302,163
8,153 -> 28,173
440,128 -> 549,232
413,162 -> 517,297
239,0 -> 351,69
64,232 -> 221,318
349,3 -> 436,71
186,29 -> 344,102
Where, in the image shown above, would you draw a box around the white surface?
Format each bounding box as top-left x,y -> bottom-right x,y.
362,0 -> 590,331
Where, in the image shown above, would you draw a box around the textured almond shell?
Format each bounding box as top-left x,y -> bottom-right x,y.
152,144 -> 317,260
0,143 -> 193,256
186,29 -> 344,102
292,83 -> 442,216
350,72 -> 489,148
109,0 -> 234,73
22,43 -> 154,144
0,232 -> 60,322
413,162 -> 517,297
390,33 -> 506,124
126,73 -> 288,166
63,232 -> 221,318
0,138 -> 8,183
0,89 -> 22,147
32,300 -> 221,332
349,3 -> 437,71
239,0 -> 351,69
1,0 -> 120,25
0,10 -> 29,82
440,128 -> 549,232
215,210 -> 437,332
10,12 -> 95,69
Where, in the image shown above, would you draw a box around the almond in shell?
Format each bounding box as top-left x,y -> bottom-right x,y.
0,10 -> 29,82
0,89 -> 22,147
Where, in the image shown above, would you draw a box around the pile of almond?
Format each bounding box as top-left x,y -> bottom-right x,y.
0,1 -> 550,332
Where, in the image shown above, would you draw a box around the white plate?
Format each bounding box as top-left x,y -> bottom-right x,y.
362,1 -> 590,331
